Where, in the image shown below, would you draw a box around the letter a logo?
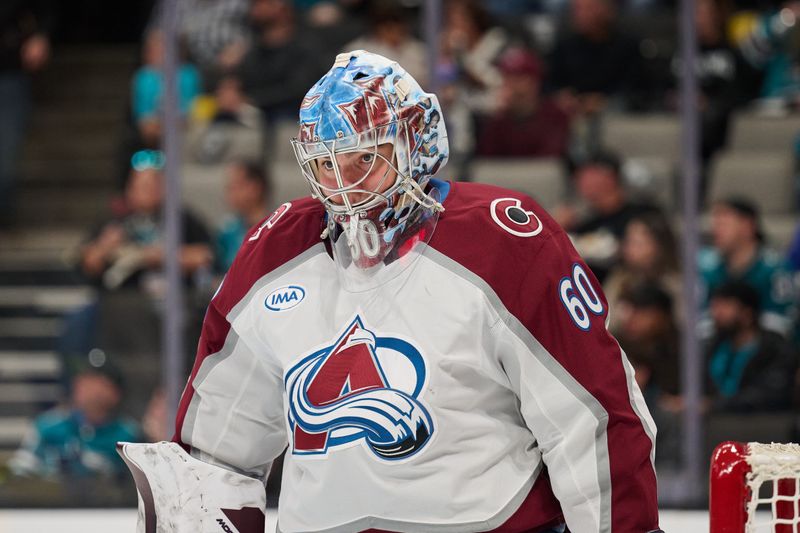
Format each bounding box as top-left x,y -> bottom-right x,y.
293,320 -> 387,451
285,316 -> 434,460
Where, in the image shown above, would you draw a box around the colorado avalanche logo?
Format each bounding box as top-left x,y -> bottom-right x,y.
285,316 -> 434,461
490,198 -> 543,238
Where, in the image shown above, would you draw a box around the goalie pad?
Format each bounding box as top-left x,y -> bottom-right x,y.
117,441 -> 266,533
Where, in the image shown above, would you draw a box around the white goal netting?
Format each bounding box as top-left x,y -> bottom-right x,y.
745,442 -> 800,532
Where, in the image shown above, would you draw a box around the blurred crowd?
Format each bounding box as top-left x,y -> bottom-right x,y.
3,0 -> 800,488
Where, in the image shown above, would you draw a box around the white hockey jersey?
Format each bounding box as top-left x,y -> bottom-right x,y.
174,181 -> 660,533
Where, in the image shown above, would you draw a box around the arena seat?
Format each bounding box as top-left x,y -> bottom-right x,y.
269,161 -> 313,208
181,118 -> 266,228
270,120 -> 302,163
708,152 -> 794,214
729,112 -> 800,152
624,156 -> 676,211
181,165 -> 228,228
469,158 -> 565,210
603,113 -> 680,159
761,214 -> 798,250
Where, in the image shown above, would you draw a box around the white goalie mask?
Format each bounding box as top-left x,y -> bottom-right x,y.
291,50 -> 449,286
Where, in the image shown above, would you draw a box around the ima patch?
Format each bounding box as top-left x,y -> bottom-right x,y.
265,285 -> 306,312
490,198 -> 543,237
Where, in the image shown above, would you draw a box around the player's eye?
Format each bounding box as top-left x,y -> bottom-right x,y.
320,160 -> 334,171
360,153 -> 375,165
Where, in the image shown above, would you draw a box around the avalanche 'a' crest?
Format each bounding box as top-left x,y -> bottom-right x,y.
284,315 -> 434,461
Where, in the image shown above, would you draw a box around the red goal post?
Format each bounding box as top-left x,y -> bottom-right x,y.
710,441 -> 800,532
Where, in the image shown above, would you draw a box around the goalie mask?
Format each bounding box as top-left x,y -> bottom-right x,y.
291,50 -> 449,279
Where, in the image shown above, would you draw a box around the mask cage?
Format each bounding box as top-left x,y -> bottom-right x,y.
291,121 -> 412,217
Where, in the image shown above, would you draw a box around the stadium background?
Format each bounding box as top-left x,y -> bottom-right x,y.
0,0 -> 799,527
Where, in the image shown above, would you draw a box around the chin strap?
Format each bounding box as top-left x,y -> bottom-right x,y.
403,177 -> 444,213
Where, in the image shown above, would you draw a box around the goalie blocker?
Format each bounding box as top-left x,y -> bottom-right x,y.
117,442 -> 267,533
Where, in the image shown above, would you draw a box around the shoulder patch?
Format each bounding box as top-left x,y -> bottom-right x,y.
490,197 -> 543,237
248,202 -> 292,242
265,284 -> 306,312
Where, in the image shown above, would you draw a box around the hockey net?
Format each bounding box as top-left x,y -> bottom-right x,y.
710,441 -> 800,532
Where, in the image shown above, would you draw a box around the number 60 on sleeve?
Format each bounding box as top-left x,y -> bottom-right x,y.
558,263 -> 604,331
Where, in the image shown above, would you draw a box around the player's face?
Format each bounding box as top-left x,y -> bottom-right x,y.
315,143 -> 397,207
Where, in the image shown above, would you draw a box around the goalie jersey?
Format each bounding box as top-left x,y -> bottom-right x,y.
174,181 -> 660,533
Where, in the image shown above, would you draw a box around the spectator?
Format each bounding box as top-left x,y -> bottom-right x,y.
80,151 -> 213,294
705,281 -> 796,412
303,1 -> 367,54
548,0 -> 644,113
437,0 -> 510,170
187,75 -> 265,165
216,160 -> 271,272
475,46 -> 570,158
616,283 -> 680,405
237,0 -> 327,120
149,0 -> 252,80
699,198 -> 795,336
0,0 -> 54,226
615,283 -> 681,466
673,0 -> 761,198
439,0 -> 508,101
181,75 -> 266,229
737,4 -> 800,110
70,155 -> 213,412
604,212 -> 682,332
555,150 -> 659,281
141,388 -> 168,442
132,29 -> 202,148
343,0 -> 428,87
8,358 -> 140,479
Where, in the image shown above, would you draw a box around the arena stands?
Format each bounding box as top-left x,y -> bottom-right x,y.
1,0 -> 799,512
